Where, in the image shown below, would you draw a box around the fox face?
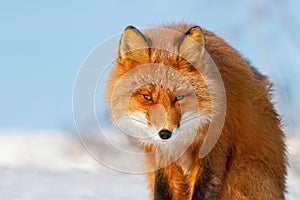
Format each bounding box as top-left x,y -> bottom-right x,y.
107,25 -> 214,156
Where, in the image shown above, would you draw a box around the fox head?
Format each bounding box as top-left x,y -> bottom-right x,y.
106,25 -> 217,155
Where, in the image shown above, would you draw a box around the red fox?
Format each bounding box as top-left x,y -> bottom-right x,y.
106,23 -> 287,199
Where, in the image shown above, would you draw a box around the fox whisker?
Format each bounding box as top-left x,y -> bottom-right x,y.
129,117 -> 149,126
180,115 -> 206,125
181,112 -> 201,121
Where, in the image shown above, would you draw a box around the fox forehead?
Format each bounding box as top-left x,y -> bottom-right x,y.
134,83 -> 192,96
124,64 -> 197,94
110,63 -> 211,117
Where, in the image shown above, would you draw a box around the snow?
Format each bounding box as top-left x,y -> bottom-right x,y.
0,167 -> 147,200
286,133 -> 300,199
0,130 -> 149,200
0,129 -> 299,199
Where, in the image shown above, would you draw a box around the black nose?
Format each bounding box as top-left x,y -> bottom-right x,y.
158,129 -> 172,140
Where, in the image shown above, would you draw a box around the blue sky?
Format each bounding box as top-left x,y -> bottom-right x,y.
1,1 -> 299,131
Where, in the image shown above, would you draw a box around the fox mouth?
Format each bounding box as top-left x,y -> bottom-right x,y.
116,111 -> 209,145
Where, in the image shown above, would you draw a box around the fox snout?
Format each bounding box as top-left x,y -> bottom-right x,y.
158,129 -> 172,140
149,104 -> 181,140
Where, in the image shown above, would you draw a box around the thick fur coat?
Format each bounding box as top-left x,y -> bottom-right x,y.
106,23 -> 287,200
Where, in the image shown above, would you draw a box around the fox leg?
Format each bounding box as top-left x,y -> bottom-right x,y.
154,169 -> 172,200
191,167 -> 225,200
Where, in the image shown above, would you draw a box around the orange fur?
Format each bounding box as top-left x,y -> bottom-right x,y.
106,23 -> 287,199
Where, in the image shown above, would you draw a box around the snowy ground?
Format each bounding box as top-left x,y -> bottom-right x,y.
0,129 -> 299,199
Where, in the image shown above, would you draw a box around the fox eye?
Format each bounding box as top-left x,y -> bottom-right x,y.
174,95 -> 185,102
143,94 -> 152,101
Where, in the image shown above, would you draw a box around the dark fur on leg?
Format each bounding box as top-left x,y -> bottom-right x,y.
192,162 -> 225,200
154,169 -> 172,200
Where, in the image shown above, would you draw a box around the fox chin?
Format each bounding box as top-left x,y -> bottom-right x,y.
106,23 -> 287,200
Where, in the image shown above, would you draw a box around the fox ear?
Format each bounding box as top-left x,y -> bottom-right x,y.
119,25 -> 151,60
177,26 -> 205,63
